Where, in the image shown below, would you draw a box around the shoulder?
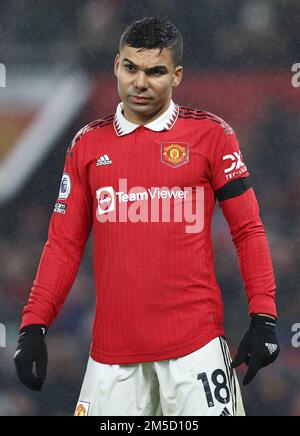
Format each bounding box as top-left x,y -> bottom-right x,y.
68,114 -> 114,154
178,106 -> 234,137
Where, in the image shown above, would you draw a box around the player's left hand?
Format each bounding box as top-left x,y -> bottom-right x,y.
14,324 -> 48,391
231,314 -> 280,385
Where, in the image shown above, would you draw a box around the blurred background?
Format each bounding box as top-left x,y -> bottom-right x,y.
0,0 -> 299,416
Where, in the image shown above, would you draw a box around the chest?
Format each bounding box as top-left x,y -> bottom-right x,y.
87,128 -> 210,194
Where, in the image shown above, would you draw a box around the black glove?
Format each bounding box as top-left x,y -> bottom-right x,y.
231,315 -> 280,386
14,324 -> 48,391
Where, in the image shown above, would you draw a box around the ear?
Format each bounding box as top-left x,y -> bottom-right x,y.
172,66 -> 183,88
114,54 -> 120,78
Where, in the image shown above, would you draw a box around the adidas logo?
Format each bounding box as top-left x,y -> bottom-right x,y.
265,343 -> 278,355
220,407 -> 232,416
96,155 -> 112,166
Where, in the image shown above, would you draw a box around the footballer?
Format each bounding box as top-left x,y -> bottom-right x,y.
14,17 -> 279,416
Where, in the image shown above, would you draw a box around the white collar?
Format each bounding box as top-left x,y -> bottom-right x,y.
114,100 -> 179,136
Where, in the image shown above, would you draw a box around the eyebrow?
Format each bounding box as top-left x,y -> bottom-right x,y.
122,58 -> 168,73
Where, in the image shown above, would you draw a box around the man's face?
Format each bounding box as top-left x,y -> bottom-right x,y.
114,45 -> 183,122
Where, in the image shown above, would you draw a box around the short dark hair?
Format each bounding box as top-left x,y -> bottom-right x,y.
119,17 -> 183,66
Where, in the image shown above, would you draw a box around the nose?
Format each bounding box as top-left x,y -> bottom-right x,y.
134,71 -> 148,91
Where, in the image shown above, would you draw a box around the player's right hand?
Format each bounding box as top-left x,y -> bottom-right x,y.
14,324 -> 48,391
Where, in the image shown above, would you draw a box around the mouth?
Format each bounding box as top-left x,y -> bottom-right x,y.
130,95 -> 151,104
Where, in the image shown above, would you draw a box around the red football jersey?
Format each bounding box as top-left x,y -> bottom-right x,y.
21,101 -> 277,364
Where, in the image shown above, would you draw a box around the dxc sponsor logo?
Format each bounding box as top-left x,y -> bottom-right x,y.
223,150 -> 247,181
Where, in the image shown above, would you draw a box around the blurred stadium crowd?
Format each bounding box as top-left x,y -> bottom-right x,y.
0,0 -> 300,416
0,0 -> 300,70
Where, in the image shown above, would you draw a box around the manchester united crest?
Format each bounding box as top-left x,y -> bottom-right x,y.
161,143 -> 190,168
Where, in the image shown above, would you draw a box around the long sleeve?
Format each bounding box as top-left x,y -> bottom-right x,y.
219,188 -> 277,317
21,132 -> 93,330
208,121 -> 277,318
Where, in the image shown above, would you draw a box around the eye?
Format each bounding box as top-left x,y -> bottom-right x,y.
125,64 -> 136,72
149,69 -> 165,76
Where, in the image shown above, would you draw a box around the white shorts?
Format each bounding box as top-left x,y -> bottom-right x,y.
75,337 -> 245,416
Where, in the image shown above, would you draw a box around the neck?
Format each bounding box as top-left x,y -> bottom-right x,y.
123,100 -> 172,125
